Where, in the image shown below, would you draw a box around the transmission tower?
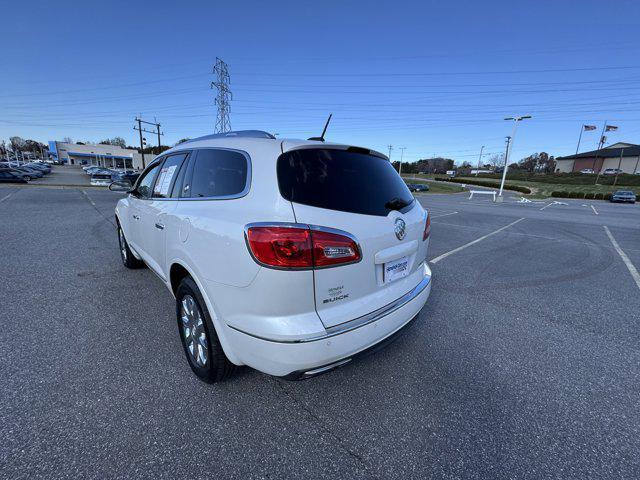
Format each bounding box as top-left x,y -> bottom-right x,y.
211,57 -> 232,133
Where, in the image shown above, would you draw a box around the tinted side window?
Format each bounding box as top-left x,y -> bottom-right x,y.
188,149 -> 248,198
136,162 -> 162,199
152,153 -> 188,198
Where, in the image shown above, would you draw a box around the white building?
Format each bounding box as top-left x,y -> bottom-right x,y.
48,141 -> 152,169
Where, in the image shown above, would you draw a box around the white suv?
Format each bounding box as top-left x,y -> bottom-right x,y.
113,131 -> 432,382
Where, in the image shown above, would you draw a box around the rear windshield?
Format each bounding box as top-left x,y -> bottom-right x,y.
277,148 -> 414,216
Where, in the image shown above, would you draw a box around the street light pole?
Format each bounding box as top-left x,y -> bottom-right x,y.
399,147 -> 406,176
499,115 -> 531,197
475,145 -> 485,176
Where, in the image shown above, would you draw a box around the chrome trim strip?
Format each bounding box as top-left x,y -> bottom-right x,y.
228,272 -> 431,343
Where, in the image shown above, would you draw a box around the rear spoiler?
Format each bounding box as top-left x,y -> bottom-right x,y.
279,141 -> 388,160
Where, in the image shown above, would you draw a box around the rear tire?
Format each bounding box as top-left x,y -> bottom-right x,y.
117,224 -> 144,269
176,277 -> 237,383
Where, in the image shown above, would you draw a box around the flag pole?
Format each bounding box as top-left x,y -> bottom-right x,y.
575,125 -> 584,155
593,121 -> 608,185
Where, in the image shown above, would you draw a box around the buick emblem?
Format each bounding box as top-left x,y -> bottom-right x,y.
394,218 -> 406,240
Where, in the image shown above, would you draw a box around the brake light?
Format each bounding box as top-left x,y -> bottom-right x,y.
423,213 -> 431,240
246,225 -> 360,269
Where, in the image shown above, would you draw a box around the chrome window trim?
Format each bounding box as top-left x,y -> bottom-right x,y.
243,222 -> 363,271
132,148 -> 251,202
180,147 -> 252,201
228,271 -> 431,343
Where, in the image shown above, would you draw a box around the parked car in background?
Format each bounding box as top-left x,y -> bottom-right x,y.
90,173 -> 114,186
579,168 -> 595,174
112,130 -> 432,383
111,170 -> 140,185
406,183 -> 429,192
25,163 -> 51,174
11,166 -> 43,180
0,169 -> 29,183
610,190 -> 637,203
602,168 -> 624,175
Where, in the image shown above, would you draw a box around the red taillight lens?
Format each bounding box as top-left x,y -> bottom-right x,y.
246,226 -> 313,268
423,213 -> 431,241
246,225 -> 360,269
311,229 -> 361,267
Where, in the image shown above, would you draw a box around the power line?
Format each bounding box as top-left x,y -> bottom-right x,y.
212,57 -> 232,133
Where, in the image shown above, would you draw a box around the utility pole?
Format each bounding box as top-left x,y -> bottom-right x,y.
212,57 -> 232,133
155,117 -> 162,160
134,117 -> 164,169
499,115 -> 531,198
387,144 -> 393,162
135,118 -> 146,169
475,145 -> 485,176
399,147 -> 406,176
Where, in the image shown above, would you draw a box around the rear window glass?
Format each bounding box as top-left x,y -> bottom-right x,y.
188,149 -> 248,198
277,148 -> 414,216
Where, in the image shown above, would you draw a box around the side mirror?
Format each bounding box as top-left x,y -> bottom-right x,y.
109,181 -> 133,193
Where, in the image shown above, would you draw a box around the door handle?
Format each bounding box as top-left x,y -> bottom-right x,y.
155,223 -> 165,230
132,214 -> 140,220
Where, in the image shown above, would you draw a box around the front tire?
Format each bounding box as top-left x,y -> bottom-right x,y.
176,277 -> 236,383
117,224 -> 143,269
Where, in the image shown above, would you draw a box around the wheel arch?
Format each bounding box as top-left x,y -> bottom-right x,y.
168,260 -> 242,366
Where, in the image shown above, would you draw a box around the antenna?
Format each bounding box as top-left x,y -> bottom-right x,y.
308,114 -> 332,142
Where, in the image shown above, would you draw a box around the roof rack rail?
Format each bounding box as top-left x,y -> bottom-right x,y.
182,130 -> 276,145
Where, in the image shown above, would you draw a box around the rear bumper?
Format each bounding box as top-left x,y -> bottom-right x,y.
225,264 -> 432,377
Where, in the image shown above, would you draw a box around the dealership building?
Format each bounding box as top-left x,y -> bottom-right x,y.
555,142 -> 640,174
48,141 -> 150,169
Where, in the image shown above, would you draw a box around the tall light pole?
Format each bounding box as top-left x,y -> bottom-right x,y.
475,145 -> 485,176
399,147 -> 406,176
499,115 -> 531,197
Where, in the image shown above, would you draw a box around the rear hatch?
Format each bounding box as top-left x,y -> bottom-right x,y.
277,145 -> 429,329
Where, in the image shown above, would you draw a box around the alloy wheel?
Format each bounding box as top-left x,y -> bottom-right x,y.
180,295 -> 208,367
118,228 -> 127,263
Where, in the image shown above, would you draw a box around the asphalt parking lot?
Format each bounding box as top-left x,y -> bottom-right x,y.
1,186 -> 639,479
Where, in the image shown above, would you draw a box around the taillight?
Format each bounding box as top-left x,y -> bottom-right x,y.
311,229 -> 361,267
423,213 -> 431,241
246,225 -> 361,269
246,226 -> 313,268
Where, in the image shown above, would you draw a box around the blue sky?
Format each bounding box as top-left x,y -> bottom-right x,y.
2,0 -> 640,164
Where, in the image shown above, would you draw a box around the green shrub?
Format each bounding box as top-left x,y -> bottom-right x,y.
604,193 -> 612,201
551,191 -> 568,198
594,193 -> 604,200
584,192 -> 595,200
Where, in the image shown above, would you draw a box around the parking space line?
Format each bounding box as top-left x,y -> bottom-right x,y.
430,217 -> 525,264
0,189 -> 18,203
540,202 -> 553,211
591,205 -> 599,215
430,211 -> 458,219
604,226 -> 640,291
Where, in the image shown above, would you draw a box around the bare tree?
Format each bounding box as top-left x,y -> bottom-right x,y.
486,153 -> 504,169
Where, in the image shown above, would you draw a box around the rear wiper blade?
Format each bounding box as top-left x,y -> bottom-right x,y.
385,197 -> 410,211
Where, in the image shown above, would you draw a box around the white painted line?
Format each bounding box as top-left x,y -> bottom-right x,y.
604,226 -> 640,291
81,189 -> 97,207
590,205 -> 599,215
430,217 -> 525,264
431,211 -> 458,219
0,190 -> 18,203
540,202 -> 553,211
